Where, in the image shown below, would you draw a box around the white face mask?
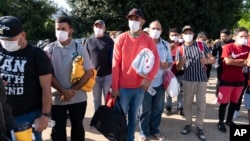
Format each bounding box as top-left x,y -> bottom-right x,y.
94,27 -> 104,37
237,38 -> 248,46
183,34 -> 193,42
129,20 -> 140,33
0,37 -> 21,52
56,30 -> 69,42
170,36 -> 179,42
149,29 -> 161,39
178,38 -> 184,43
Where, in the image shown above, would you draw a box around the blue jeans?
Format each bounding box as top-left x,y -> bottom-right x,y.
14,110 -> 42,141
93,74 -> 112,110
139,84 -> 165,136
115,88 -> 145,141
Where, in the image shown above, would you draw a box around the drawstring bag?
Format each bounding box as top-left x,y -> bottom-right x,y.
90,97 -> 127,141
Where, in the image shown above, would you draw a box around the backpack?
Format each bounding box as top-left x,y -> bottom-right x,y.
178,41 -> 204,57
71,55 -> 97,92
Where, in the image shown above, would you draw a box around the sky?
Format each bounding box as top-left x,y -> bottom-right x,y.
52,0 -> 71,11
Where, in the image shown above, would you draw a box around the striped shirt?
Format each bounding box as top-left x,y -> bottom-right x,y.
175,41 -> 210,82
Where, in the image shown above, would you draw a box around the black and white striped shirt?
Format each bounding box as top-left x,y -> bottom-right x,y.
176,41 -> 210,82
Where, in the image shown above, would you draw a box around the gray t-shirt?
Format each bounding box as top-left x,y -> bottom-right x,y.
44,40 -> 93,105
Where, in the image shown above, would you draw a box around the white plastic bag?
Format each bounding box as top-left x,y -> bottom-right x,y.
131,48 -> 155,77
166,76 -> 180,97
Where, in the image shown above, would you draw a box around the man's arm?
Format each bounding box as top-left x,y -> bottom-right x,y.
71,69 -> 93,91
224,57 -> 247,66
34,74 -> 52,132
39,74 -> 52,114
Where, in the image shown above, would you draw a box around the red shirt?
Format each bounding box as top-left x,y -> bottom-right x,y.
221,43 -> 250,82
112,31 -> 160,90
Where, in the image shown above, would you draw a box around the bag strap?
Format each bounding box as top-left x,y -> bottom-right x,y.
71,42 -> 78,59
197,41 -> 204,52
116,96 -> 126,118
161,40 -> 168,51
196,41 -> 205,57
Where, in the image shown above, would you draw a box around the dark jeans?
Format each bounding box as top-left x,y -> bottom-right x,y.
51,101 -> 87,141
206,64 -> 212,80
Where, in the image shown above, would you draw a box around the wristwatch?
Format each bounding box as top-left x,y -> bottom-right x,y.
42,113 -> 51,118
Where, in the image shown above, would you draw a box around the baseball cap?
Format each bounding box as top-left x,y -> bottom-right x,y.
0,16 -> 23,39
126,8 -> 144,19
94,20 -> 105,27
182,25 -> 193,33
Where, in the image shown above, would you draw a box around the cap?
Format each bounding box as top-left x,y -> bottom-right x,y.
182,25 -> 193,33
0,16 -> 23,39
94,20 -> 105,27
126,8 -> 144,19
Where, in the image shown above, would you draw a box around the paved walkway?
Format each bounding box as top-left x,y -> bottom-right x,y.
42,69 -> 248,141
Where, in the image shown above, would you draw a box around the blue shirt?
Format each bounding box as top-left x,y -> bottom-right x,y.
151,39 -> 173,87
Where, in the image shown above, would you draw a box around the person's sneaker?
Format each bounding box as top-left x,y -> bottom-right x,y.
233,111 -> 239,119
153,133 -> 166,141
194,127 -> 206,141
181,124 -> 192,135
217,122 -> 227,133
177,107 -> 185,116
166,107 -> 172,115
225,121 -> 236,126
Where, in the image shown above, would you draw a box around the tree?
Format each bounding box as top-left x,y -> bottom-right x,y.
238,0 -> 250,29
0,0 -> 57,44
67,0 -> 243,39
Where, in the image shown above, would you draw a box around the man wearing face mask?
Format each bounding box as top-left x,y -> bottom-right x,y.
138,20 -> 172,141
0,16 -> 52,141
111,8 -> 160,141
166,28 -> 184,116
216,27 -> 250,133
44,16 -> 94,141
212,29 -> 235,97
85,20 -> 114,111
176,25 -> 215,141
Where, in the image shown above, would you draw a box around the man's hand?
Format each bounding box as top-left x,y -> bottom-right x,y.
60,89 -> 76,101
140,79 -> 151,90
160,61 -> 169,69
34,115 -> 49,132
200,57 -> 208,65
111,89 -> 119,99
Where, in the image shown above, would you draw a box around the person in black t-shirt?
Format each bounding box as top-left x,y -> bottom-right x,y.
0,16 -> 52,141
85,20 -> 114,111
0,77 -> 16,140
212,29 -> 235,96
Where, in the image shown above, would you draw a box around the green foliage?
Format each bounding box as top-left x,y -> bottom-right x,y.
0,0 -> 57,44
238,0 -> 250,29
67,0 -> 244,39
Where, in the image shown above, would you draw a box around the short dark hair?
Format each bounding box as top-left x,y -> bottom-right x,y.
197,31 -> 207,38
169,28 -> 179,33
234,27 -> 249,35
220,29 -> 231,35
55,16 -> 72,28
